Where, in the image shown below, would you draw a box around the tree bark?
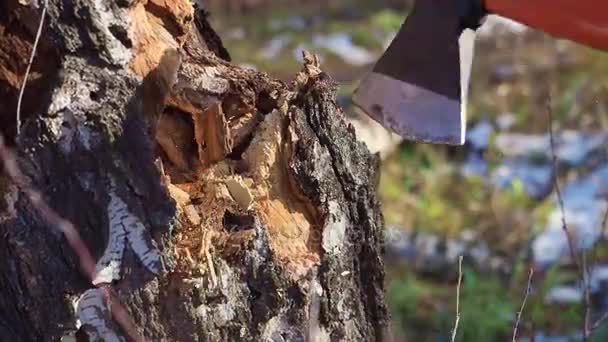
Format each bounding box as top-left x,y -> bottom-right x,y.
0,1 -> 388,341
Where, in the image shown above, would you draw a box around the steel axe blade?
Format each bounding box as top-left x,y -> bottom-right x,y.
352,1 -> 477,145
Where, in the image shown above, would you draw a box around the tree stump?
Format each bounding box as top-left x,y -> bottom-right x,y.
0,1 -> 388,341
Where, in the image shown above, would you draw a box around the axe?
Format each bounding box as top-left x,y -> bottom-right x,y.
353,0 -> 608,146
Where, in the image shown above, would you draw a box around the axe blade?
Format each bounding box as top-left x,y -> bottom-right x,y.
352,2 -> 477,145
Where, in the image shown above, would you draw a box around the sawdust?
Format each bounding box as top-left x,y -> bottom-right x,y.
170,163 -> 232,277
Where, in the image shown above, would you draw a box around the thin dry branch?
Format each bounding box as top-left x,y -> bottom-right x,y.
583,252 -> 593,340
0,134 -> 143,341
584,183 -> 608,338
588,206 -> 608,278
547,99 -> 590,341
547,100 -> 581,271
451,256 -> 463,342
591,312 -> 608,332
16,0 -> 48,136
589,208 -> 608,274
512,268 -> 534,342
601,208 -> 608,237
102,286 -> 145,342
4,4 -> 145,335
0,134 -> 97,279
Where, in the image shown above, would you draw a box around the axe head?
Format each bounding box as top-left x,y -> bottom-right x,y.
352,1 -> 477,145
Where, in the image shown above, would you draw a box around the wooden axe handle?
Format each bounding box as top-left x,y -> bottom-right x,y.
485,0 -> 608,51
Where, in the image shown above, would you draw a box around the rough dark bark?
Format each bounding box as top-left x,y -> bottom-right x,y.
0,1 -> 388,341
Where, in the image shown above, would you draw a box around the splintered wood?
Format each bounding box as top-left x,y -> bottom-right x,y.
169,163 -> 247,279
165,99 -> 321,281
193,102 -> 232,168
242,108 -> 321,278
151,31 -> 327,282
129,0 -> 192,79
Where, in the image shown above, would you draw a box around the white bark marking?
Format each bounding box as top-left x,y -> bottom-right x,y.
75,288 -> 123,342
93,194 -> 128,285
93,189 -> 161,285
124,207 -> 162,275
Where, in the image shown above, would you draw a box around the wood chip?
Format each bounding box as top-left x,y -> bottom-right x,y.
224,176 -> 254,210
206,248 -> 218,288
168,184 -> 190,207
183,205 -> 201,225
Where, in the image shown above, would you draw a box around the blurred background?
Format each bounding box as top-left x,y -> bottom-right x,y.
206,1 -> 608,340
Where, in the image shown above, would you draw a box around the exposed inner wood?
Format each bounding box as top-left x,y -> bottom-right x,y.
193,102 -> 233,168
166,80 -> 324,281
120,0 -> 326,281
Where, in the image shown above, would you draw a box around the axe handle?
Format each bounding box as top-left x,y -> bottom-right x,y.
485,0 -> 608,51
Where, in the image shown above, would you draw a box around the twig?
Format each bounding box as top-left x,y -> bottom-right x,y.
601,208 -> 608,239
102,287 -> 145,342
451,256 -> 463,342
588,207 -> 608,280
547,105 -> 608,341
16,0 -> 48,136
590,311 -> 608,332
0,134 -> 143,341
547,99 -> 581,271
205,248 -> 218,288
586,207 -> 608,337
0,134 -> 97,279
583,252 -> 592,340
512,268 -> 534,342
547,98 -> 591,341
